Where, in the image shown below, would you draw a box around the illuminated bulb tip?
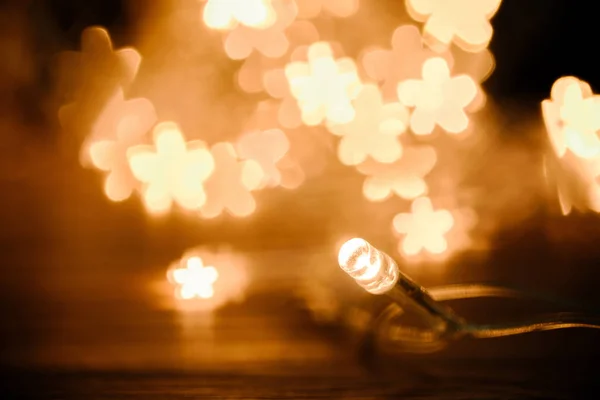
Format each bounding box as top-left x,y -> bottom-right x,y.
338,238 -> 399,295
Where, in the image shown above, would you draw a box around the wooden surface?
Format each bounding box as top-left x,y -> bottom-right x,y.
2,139 -> 600,397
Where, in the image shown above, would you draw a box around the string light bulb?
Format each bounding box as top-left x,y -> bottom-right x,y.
337,238 -> 600,353
338,238 -> 399,295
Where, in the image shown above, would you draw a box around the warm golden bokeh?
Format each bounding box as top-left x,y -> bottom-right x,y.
356,145 -> 437,201
328,84 -> 408,166
56,26 -> 141,101
397,57 -> 478,135
170,256 -> 219,300
164,248 -> 250,313
85,89 -> 157,202
236,128 -> 291,189
285,42 -> 362,126
57,27 -> 142,151
127,121 -> 215,215
542,76 -> 600,215
542,77 -> 600,160
199,142 -> 263,218
392,196 -> 454,256
361,25 -> 451,101
236,20 -> 320,94
405,0 -> 502,52
202,0 -> 277,30
223,0 -> 297,59
295,0 -> 360,19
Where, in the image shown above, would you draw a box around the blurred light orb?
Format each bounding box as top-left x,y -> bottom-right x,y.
202,0 -> 277,30
170,256 -> 219,299
357,145 -> 437,201
328,84 -> 408,166
236,128 -> 291,189
127,121 -> 215,215
296,0 -> 360,19
542,76 -> 600,160
392,197 -> 454,256
405,0 -> 502,53
200,142 -> 263,219
285,41 -> 362,126
397,57 -> 478,135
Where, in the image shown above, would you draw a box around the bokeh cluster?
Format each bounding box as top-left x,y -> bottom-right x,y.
60,1 -> 600,314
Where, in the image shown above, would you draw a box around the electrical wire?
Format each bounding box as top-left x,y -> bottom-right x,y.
338,238 -> 600,354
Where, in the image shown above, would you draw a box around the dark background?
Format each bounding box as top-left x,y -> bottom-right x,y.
2,0 -> 600,398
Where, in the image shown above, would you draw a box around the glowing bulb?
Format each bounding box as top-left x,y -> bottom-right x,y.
338,238 -> 399,294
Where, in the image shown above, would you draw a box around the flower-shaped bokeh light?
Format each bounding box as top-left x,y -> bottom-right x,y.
296,0 -> 360,18
236,20 -> 320,94
393,196 -> 454,256
361,25 -> 451,101
56,26 -> 141,102
200,142 -> 264,218
405,0 -> 502,52
223,0 -> 297,59
127,122 -> 215,214
170,256 -> 219,299
542,76 -> 600,215
85,90 -> 157,202
202,0 -> 277,30
397,57 -> 478,135
328,84 -> 408,166
285,42 -> 362,126
357,145 -> 437,201
236,128 -> 291,189
542,76 -> 600,160
164,249 -> 250,313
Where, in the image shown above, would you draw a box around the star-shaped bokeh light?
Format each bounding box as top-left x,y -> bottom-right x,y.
542,76 -> 600,160
169,256 -> 219,299
328,84 -> 408,166
223,0 -> 297,59
392,196 -> 454,256
127,122 -> 215,214
357,145 -> 437,201
405,0 -> 502,52
200,143 -> 264,218
202,0 -> 277,30
285,42 -> 362,126
397,57 -> 478,135
84,89 -> 157,202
